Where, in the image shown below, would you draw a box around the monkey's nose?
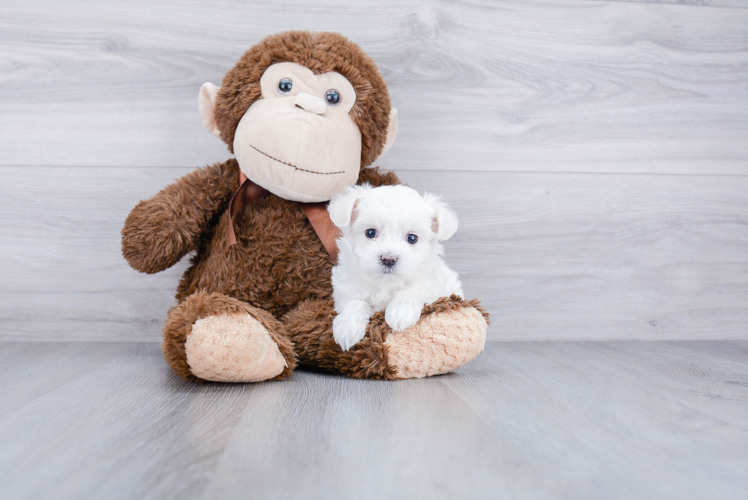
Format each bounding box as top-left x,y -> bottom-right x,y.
380,255 -> 398,268
293,92 -> 327,115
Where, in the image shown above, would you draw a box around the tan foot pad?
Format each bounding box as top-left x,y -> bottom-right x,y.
384,306 -> 487,379
185,313 -> 287,382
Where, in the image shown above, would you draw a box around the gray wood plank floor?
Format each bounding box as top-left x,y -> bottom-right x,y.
1,341 -> 746,500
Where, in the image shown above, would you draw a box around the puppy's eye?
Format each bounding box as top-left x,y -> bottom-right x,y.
325,89 -> 341,106
365,228 -> 378,239
407,234 -> 418,244
278,78 -> 293,94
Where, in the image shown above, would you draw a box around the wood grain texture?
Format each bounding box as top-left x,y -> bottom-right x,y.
1,0 -> 747,174
2,166 -> 747,342
442,341 -> 748,500
0,342 -> 128,417
612,0 -> 748,7
400,169 -> 748,341
0,341 -> 746,499
1,0 -> 747,342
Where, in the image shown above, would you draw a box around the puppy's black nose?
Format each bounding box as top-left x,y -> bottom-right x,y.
380,255 -> 398,268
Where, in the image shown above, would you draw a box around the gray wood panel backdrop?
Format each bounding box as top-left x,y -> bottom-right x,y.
1,0 -> 747,342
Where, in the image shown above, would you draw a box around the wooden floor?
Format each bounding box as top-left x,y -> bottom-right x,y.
3,3 -> 745,496
1,341 -> 746,500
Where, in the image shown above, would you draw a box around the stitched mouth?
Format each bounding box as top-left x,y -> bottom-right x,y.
250,145 -> 345,175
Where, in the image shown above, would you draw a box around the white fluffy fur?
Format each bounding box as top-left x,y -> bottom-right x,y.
328,184 -> 463,351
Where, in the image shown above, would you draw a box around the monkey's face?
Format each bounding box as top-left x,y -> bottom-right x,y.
199,33 -> 398,202
232,62 -> 362,203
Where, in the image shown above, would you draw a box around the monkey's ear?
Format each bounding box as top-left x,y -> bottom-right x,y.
198,82 -> 222,137
380,108 -> 398,157
328,184 -> 371,228
424,192 -> 459,241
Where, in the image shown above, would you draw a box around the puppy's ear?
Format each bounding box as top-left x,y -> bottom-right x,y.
328,184 -> 370,228
423,192 -> 459,241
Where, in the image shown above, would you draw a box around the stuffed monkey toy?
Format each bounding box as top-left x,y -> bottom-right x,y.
122,31 -> 488,382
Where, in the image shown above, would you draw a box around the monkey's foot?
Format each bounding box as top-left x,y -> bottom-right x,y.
163,291 -> 296,383
284,295 -> 488,380
185,313 -> 286,382
384,296 -> 488,379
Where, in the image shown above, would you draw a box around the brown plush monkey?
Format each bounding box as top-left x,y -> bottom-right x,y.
122,31 -> 488,383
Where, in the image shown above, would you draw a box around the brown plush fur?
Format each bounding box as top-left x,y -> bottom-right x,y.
170,161 -> 400,317
163,290 -> 297,382
285,295 -> 488,380
283,298 -> 397,380
123,156 -> 401,380
122,160 -> 238,275
122,32 -> 488,382
422,295 -> 491,325
214,31 -> 392,169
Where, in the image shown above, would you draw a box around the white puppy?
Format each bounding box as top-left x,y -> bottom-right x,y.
328,184 -> 463,351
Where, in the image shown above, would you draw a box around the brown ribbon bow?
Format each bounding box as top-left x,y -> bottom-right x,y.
227,171 -> 341,263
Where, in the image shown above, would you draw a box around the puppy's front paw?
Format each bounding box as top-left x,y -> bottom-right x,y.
385,298 -> 423,332
333,312 -> 368,352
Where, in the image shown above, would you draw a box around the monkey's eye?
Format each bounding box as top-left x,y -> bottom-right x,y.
365,228 -> 378,239
278,78 -> 293,94
325,89 -> 341,106
407,234 -> 418,244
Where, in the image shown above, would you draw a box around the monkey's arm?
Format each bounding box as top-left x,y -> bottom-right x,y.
121,159 -> 239,274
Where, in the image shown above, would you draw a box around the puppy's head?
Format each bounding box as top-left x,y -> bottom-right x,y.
328,184 -> 458,279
